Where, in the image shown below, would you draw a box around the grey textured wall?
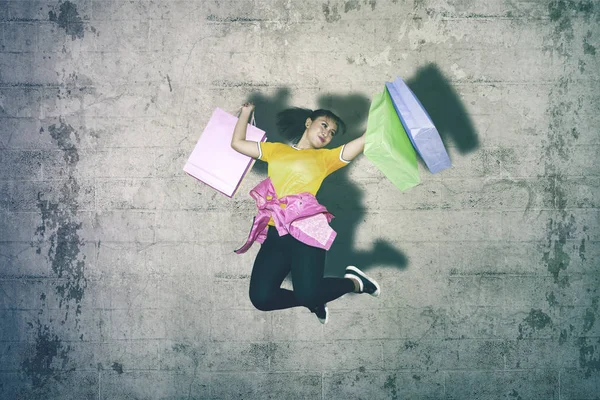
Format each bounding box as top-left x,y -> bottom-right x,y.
1,0 -> 599,399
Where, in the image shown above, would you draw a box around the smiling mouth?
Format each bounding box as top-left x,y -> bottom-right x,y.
319,137 -> 325,142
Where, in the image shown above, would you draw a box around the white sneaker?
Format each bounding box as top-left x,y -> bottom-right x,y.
313,304 -> 329,324
345,266 -> 381,297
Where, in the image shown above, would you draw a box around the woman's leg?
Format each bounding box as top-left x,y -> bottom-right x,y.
249,227 -> 302,311
289,238 -> 355,311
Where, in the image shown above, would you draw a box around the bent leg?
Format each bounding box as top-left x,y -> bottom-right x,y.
249,228 -> 301,311
290,239 -> 355,310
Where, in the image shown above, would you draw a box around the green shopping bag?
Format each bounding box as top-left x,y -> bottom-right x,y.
364,87 -> 420,191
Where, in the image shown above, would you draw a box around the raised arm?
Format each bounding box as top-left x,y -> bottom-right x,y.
231,103 -> 260,158
341,131 -> 366,161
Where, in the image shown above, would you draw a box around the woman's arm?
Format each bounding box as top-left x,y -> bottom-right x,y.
231,103 -> 260,158
341,131 -> 365,161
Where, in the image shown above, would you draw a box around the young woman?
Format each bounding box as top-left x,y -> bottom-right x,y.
231,102 -> 380,324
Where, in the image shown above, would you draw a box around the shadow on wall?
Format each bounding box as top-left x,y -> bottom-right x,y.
406,64 -> 479,155
247,88 -> 293,176
245,64 -> 478,275
315,93 -> 409,276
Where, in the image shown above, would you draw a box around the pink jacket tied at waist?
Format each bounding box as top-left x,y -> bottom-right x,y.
235,178 -> 337,254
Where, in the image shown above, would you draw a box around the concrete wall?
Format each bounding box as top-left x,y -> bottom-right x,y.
0,0 -> 599,398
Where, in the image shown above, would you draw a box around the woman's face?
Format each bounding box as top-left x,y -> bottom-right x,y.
305,116 -> 337,148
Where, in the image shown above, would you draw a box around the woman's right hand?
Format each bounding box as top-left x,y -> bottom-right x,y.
241,102 -> 255,115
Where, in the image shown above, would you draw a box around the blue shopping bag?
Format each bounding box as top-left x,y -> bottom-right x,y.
385,77 -> 452,174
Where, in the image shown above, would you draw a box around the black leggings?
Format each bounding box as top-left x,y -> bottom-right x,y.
249,226 -> 355,312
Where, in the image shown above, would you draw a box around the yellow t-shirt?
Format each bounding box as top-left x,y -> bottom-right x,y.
258,142 -> 350,225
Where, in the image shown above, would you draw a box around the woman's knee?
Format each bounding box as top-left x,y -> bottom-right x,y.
249,289 -> 274,312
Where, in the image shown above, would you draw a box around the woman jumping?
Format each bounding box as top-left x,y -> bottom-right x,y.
231,102 -> 380,324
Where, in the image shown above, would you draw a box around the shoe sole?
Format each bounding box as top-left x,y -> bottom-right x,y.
345,266 -> 381,297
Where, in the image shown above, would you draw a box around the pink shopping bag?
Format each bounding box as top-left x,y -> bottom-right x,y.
184,108 -> 267,197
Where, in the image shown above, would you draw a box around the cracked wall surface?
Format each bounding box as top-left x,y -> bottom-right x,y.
0,0 -> 599,399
